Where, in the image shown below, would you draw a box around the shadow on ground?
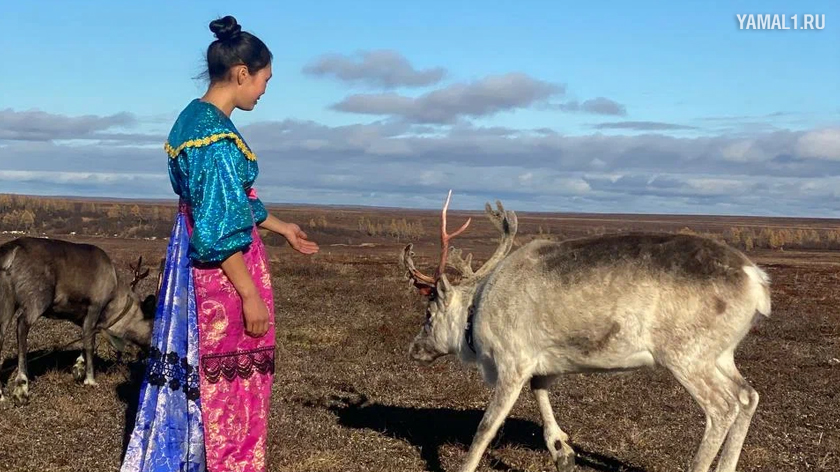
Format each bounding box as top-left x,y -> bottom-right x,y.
0,347 -> 121,386
115,358 -> 147,457
301,389 -> 648,472
0,346 -> 148,460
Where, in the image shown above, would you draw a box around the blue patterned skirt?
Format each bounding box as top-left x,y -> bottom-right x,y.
120,210 -> 206,472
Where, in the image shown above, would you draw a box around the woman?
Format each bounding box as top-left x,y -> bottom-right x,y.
121,15 -> 318,472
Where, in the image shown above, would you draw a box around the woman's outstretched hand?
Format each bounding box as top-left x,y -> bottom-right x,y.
281,222 -> 319,255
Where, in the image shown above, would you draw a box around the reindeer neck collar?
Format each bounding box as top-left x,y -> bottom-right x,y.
100,293 -> 134,336
464,303 -> 477,354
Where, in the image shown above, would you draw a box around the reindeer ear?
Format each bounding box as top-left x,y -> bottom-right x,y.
409,278 -> 435,297
141,294 -> 157,318
417,285 -> 434,297
436,273 -> 453,303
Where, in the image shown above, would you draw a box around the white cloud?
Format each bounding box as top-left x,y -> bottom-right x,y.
302,49 -> 447,89
796,127 -> 840,160
330,73 -> 564,124
0,170 -> 161,184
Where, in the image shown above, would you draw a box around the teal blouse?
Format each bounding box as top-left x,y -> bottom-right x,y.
165,99 -> 269,264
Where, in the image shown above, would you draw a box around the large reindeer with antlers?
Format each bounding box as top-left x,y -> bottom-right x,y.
0,237 -> 159,404
399,191 -> 771,472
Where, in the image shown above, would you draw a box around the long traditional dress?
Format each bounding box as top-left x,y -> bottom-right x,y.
121,99 -> 276,472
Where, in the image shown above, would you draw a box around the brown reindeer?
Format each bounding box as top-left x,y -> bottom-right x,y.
0,237 -> 158,405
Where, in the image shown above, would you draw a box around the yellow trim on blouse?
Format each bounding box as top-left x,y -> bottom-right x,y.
164,132 -> 257,161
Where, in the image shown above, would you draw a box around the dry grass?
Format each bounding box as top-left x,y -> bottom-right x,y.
0,197 -> 838,471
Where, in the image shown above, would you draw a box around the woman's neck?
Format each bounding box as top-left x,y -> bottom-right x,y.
201,86 -> 236,117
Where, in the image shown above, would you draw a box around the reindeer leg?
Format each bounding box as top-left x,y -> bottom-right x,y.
531,375 -> 575,472
458,370 -> 529,472
0,308 -> 20,402
67,335 -> 85,382
713,352 -> 759,472
11,307 -> 37,405
80,305 -> 100,386
72,352 -> 86,382
667,362 -> 741,472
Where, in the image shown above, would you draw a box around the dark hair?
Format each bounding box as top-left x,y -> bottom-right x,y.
205,16 -> 272,83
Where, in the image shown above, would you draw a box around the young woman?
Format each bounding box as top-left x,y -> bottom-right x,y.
121,15 -> 318,472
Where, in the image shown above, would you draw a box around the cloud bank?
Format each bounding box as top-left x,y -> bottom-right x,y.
2,51 -> 839,217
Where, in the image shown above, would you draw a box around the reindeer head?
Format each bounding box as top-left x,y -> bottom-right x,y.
399,190 -> 517,364
129,256 -> 151,292
102,256 -> 158,352
128,256 -> 156,318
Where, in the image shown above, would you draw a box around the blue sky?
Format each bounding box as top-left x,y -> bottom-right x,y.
1,1 -> 838,216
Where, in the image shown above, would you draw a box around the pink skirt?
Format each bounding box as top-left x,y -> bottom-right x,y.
187,210 -> 276,472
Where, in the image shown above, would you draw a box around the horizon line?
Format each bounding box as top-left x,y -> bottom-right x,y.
3,192 -> 840,223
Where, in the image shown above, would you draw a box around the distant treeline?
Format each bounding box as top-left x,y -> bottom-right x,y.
531,223 -> 840,251
0,194 -> 427,245
0,194 -> 178,239
2,193 -> 840,251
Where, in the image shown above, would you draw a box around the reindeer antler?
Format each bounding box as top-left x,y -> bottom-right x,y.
399,190 -> 472,295
444,200 -> 518,282
129,256 -> 150,291
437,190 -> 471,278
400,193 -> 517,297
467,200 -> 517,280
400,243 -> 436,285
446,247 -> 475,278
155,257 -> 165,299
399,243 -> 436,295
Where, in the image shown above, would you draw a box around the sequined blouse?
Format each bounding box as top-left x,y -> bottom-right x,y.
165,99 -> 269,264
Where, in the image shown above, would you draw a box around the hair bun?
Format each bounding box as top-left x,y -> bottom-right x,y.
209,16 -> 242,41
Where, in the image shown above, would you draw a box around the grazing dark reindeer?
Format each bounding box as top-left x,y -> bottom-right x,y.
399,191 -> 771,472
0,237 -> 158,405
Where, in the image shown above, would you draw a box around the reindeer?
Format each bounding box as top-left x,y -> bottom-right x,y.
0,237 -> 159,405
399,191 -> 771,472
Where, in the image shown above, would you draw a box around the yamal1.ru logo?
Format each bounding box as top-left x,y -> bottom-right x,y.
737,14 -> 825,30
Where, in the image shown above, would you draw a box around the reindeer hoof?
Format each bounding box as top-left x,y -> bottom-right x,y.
11,379 -> 30,406
72,362 -> 86,383
554,451 -> 575,472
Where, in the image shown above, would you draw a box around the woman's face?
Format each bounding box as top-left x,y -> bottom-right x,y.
235,63 -> 272,112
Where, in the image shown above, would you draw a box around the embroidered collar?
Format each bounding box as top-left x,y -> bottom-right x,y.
163,99 -> 257,161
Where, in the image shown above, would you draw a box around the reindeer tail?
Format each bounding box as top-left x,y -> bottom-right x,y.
0,246 -> 16,332
743,264 -> 771,317
0,243 -> 19,272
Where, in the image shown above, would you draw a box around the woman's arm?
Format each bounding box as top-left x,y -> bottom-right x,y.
220,251 -> 259,299
258,213 -> 291,236
220,251 -> 269,337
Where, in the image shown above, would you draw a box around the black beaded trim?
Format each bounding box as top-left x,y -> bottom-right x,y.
146,346 -> 201,401
200,346 -> 275,384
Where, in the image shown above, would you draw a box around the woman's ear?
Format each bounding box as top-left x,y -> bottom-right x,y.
235,65 -> 248,85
